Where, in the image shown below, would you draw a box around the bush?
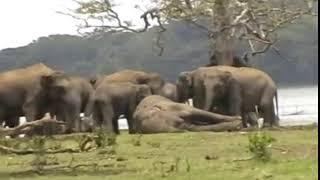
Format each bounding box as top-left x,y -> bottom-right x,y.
248,132 -> 276,162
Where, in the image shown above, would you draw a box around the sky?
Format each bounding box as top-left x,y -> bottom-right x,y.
0,0 -> 154,50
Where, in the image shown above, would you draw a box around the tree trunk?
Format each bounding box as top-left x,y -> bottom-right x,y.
211,0 -> 235,66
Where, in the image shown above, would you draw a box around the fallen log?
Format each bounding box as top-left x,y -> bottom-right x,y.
0,113 -> 67,138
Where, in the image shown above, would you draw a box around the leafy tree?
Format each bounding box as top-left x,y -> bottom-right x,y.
65,0 -> 317,65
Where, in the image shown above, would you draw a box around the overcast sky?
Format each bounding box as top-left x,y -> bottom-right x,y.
0,0 -> 153,50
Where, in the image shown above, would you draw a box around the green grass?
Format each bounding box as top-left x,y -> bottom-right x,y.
0,127 -> 317,180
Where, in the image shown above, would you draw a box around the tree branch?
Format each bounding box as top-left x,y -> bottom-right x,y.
0,113 -> 67,137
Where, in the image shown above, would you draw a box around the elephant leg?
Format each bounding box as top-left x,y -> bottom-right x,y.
182,120 -> 242,132
127,106 -> 137,134
5,115 -> 20,128
101,104 -> 115,134
112,116 -> 120,134
70,106 -> 82,133
192,82 -> 204,109
182,107 -> 241,124
260,103 -> 276,128
240,111 -> 258,128
127,116 -> 135,134
23,102 -> 40,122
0,108 -> 6,127
92,107 -> 102,130
73,110 -> 82,133
62,106 -> 74,133
246,111 -> 259,127
227,78 -> 242,122
260,91 -> 278,128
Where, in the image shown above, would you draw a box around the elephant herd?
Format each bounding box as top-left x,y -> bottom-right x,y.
0,63 -> 279,134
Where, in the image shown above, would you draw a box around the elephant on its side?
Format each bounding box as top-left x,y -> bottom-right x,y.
158,82 -> 179,102
89,82 -> 152,134
92,69 -> 165,94
24,71 -> 94,132
0,63 -> 54,127
177,66 -> 279,128
133,95 -> 242,134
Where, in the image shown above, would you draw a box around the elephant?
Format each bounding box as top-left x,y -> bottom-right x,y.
133,95 -> 242,134
206,54 -> 252,67
0,63 -> 54,127
89,81 -> 152,134
92,69 -> 165,94
158,82 -> 179,102
23,71 -> 94,133
177,66 -> 279,128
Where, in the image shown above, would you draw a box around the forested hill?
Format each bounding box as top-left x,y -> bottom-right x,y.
0,18 -> 317,86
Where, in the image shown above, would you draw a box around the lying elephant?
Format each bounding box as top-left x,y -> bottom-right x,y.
177,66 -> 279,128
24,71 -> 94,132
133,95 -> 242,134
88,81 -> 152,134
0,63 -> 54,127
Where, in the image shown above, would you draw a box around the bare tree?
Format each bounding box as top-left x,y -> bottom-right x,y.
63,0 -> 317,64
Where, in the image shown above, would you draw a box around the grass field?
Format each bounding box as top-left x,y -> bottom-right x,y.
0,126 -> 318,180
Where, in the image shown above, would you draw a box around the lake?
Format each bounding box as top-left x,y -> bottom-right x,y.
17,86 -> 318,129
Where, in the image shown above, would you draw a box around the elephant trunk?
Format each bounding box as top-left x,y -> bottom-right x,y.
176,82 -> 190,103
83,94 -> 94,118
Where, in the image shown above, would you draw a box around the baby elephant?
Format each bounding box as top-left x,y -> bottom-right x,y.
90,82 -> 152,134
133,95 -> 242,134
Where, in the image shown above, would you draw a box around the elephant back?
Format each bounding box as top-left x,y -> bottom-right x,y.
198,65 -> 277,88
103,70 -> 147,83
0,63 -> 54,90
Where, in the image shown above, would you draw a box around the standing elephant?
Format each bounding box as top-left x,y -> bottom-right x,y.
90,81 -> 152,134
158,82 -> 179,102
93,69 -> 165,94
24,71 -> 94,132
177,66 -> 279,128
0,63 -> 54,127
133,95 -> 242,134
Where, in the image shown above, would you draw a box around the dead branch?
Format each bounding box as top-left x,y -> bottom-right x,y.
232,156 -> 254,162
0,113 -> 67,137
0,145 -> 80,155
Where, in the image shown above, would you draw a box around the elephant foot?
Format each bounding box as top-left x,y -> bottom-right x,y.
262,123 -> 282,131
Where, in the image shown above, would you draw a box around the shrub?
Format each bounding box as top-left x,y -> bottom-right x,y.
248,132 -> 276,162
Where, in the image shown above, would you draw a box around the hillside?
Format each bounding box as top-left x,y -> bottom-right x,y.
0,18 -> 317,86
